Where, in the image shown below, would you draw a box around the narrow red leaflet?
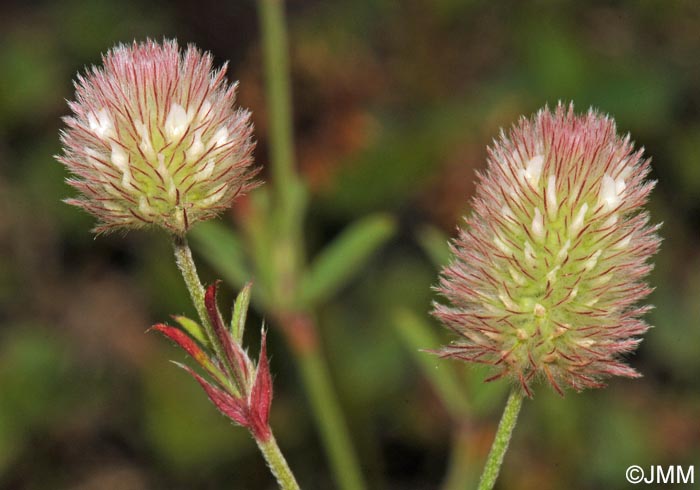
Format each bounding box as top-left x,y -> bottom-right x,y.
204,281 -> 250,381
249,329 -> 273,441
174,362 -> 251,429
150,323 -> 219,378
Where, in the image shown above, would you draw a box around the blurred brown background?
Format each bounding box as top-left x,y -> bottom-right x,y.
1,0 -> 699,488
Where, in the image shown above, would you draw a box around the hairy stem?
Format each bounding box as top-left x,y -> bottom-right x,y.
172,235 -> 231,373
477,389 -> 524,490
173,235 -> 300,488
256,433 -> 301,490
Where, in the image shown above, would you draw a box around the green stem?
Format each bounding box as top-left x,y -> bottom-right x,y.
477,389 -> 524,490
257,1 -> 366,489
258,0 -> 299,205
172,235 -> 231,375
441,424 -> 478,490
256,434 -> 301,490
173,236 -> 301,489
297,346 -> 365,490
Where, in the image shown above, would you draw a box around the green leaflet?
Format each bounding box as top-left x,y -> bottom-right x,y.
392,308 -> 507,417
172,315 -> 209,347
391,308 -> 470,418
416,224 -> 451,269
231,282 -> 252,343
300,213 -> 396,306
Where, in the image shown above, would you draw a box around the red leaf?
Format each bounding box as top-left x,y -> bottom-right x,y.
173,361 -> 251,429
205,281 -> 250,382
151,324 -> 220,379
249,329 -> 273,441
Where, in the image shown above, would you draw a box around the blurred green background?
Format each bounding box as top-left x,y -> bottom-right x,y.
1,0 -> 699,488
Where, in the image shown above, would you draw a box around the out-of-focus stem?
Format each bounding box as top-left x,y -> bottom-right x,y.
256,433 -> 301,490
477,389 -> 524,490
258,0 -> 299,205
441,424 -> 478,490
278,313 -> 366,490
257,1 -> 367,489
300,348 -> 365,490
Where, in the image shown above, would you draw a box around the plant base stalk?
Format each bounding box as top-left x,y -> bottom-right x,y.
257,434 -> 301,490
477,389 -> 524,490
297,347 -> 365,490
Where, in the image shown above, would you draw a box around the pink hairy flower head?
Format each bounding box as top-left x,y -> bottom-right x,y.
57,39 -> 257,235
433,103 -> 661,397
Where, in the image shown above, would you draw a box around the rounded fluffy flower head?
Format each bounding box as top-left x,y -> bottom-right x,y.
433,103 -> 660,396
57,39 -> 257,235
